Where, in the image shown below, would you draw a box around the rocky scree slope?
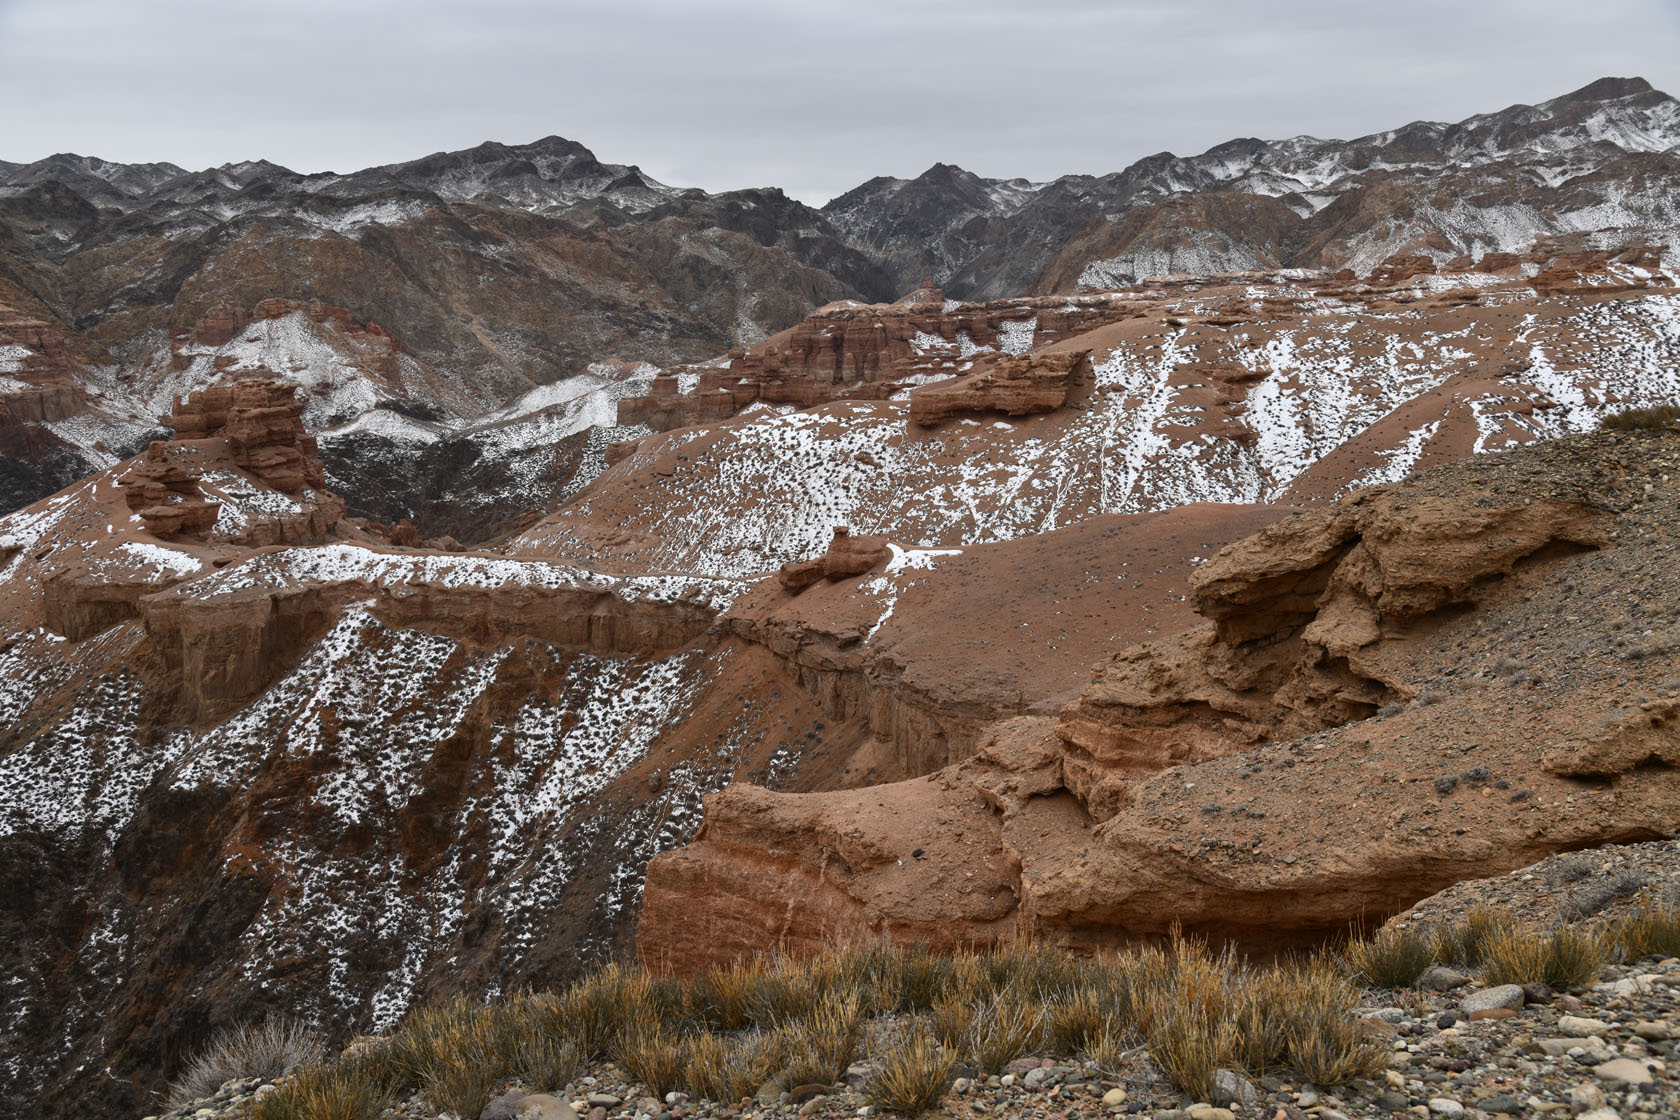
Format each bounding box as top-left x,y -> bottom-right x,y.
824,76 -> 1680,298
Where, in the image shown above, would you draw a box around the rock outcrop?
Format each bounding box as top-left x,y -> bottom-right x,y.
909,349 -> 1091,427
777,527 -> 891,593
164,379 -> 325,493
117,445 -> 221,539
618,297 -> 1126,434
639,429 -> 1680,973
0,302 -> 86,425
1055,485 -> 1610,818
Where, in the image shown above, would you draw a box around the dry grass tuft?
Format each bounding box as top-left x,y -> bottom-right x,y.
984,938 -> 1077,1000
891,944 -> 954,1013
395,1002 -> 507,1120
696,955 -> 770,1031
1231,966 -> 1293,1073
1043,981 -> 1107,1056
685,1029 -> 787,1103
168,1017 -> 324,1107
781,990 -> 865,1087
1616,897 -> 1680,961
1345,925 -> 1435,989
1478,923 -> 1551,987
617,1025 -> 689,1101
1084,1022 -> 1138,1075
1540,924 -> 1612,987
247,1060 -> 395,1120
865,1025 -> 956,1117
929,992 -> 977,1054
1138,1000 -> 1232,1103
1602,402 -> 1680,431
968,988 -> 1045,1074
1273,961 -> 1386,1084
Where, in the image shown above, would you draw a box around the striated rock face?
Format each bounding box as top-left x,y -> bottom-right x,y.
164,378 -> 326,494
638,430 -> 1680,973
909,349 -> 1090,427
1055,486 -> 1611,819
117,447 -> 222,540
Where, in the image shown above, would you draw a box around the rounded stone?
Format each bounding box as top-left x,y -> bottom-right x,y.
1459,984 -> 1525,1014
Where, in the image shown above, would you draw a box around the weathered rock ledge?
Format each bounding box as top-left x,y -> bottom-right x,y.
639,430 -> 1680,973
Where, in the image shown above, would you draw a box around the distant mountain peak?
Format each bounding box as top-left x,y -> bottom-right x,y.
1560,75 -> 1655,103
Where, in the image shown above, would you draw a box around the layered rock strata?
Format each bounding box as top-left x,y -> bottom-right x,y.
909,349 -> 1091,427
618,289 -> 1129,433
164,379 -> 326,493
639,429 -> 1680,973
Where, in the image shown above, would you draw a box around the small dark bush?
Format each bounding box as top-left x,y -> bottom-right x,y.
1434,775 -> 1458,796
1562,870 -> 1651,920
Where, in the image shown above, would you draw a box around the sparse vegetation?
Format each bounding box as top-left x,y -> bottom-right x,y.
966,987 -> 1044,1074
1617,895 -> 1680,960
227,897 -> 1679,1118
1602,402 -> 1680,431
247,1059 -> 396,1120
168,1017 -> 324,1107
1346,923 -> 1436,988
1560,869 -> 1651,920
865,1026 -> 956,1116
686,1028 -> 786,1103
1477,920 -> 1612,988
617,1025 -> 689,1101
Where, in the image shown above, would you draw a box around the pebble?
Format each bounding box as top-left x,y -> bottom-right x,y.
1593,1057 -> 1654,1085
1185,1108 -> 1234,1120
516,1096 -> 579,1120
1210,1069 -> 1257,1108
1427,1098 -> 1465,1118
1559,1016 -> 1612,1036
1461,984 -> 1526,1014
1420,967 -> 1471,991
1570,1084 -> 1608,1112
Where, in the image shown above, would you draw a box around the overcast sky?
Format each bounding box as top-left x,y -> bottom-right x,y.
4,0 -> 1678,205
